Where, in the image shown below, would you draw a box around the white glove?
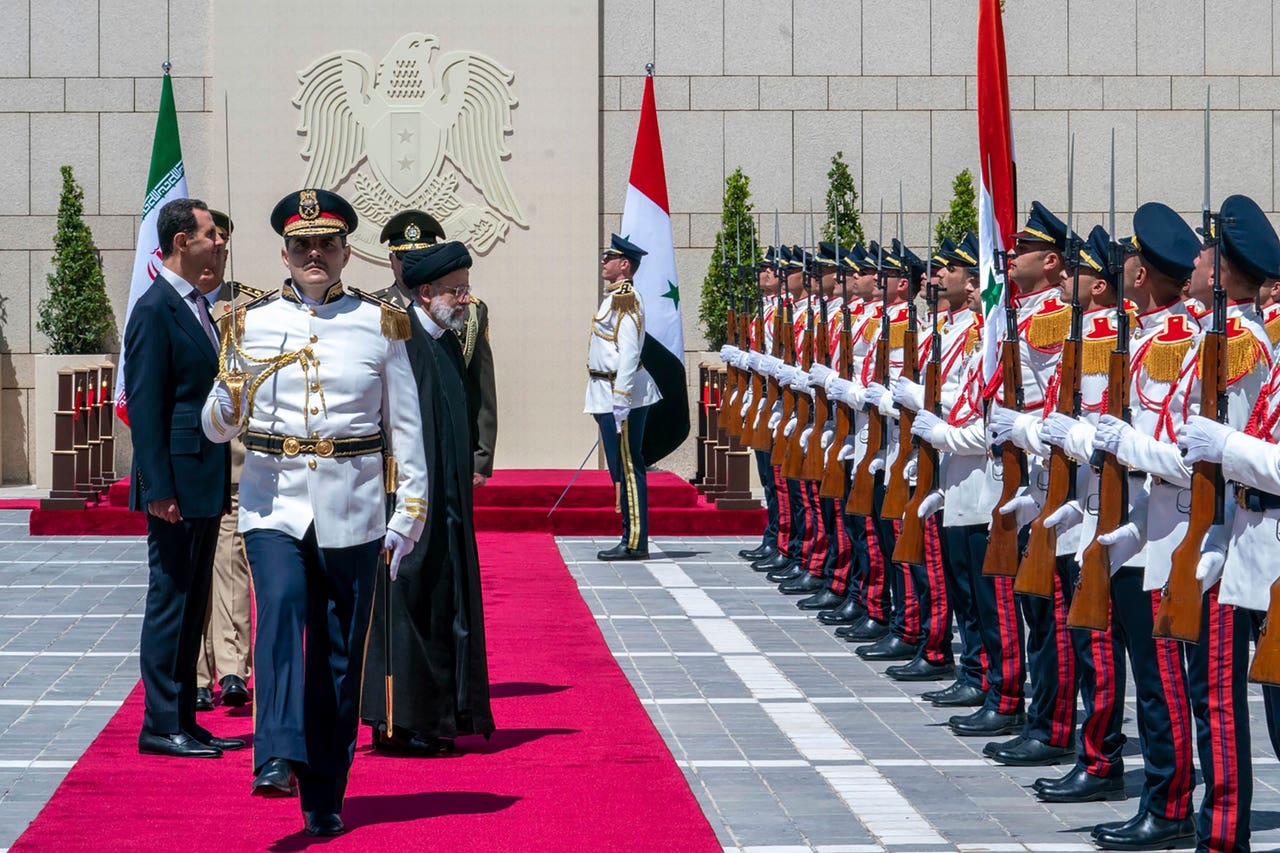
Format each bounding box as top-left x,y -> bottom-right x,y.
891,376 -> 926,412
868,455 -> 885,475
905,456 -> 918,482
783,415 -> 798,437
1093,414 -> 1134,458
911,410 -> 946,446
988,404 -> 1020,448
1196,547 -> 1226,585
809,363 -> 835,387
1178,415 -> 1234,466
839,382 -> 865,409
1043,499 -> 1083,533
1040,412 -> 1078,449
998,494 -> 1040,528
1097,523 -> 1142,569
719,344 -> 739,362
918,490 -> 944,519
383,529 -> 414,581
799,426 -> 813,446
820,426 -> 835,449
864,382 -> 890,412
828,377 -> 853,400
836,437 -> 856,461
613,403 -> 629,434
789,370 -> 812,393
768,408 -> 783,431
745,352 -> 761,372
212,380 -> 234,421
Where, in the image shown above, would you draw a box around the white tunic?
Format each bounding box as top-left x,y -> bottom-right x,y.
584,279 -> 661,414
201,282 -> 428,549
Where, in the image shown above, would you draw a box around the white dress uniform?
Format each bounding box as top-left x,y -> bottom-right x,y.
201,281 -> 428,548
584,279 -> 660,414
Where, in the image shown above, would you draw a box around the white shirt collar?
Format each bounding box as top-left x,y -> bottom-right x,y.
162,268 -> 199,299
412,303 -> 448,340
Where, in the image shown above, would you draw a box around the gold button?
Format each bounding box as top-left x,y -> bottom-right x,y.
309,309 -> 317,316
308,459 -> 317,470
310,335 -> 318,343
311,406 -> 319,415
310,383 -> 320,392
313,359 -> 320,366
310,432 -> 319,439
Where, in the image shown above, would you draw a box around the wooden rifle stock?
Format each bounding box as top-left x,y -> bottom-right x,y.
849,327 -> 889,516
1248,575 -> 1280,686
750,302 -> 783,450
781,307 -> 812,479
882,308 -> 919,519
982,336 -> 1027,577
746,311 -> 770,449
819,315 -> 854,499
801,309 -> 831,481
724,304 -> 741,438
770,301 -> 797,466
1017,334 -> 1081,597
894,355 -> 939,565
728,309 -> 752,438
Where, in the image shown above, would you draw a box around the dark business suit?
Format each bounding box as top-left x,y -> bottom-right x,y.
125,273 -> 230,736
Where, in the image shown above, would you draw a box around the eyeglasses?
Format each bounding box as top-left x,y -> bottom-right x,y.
437,284 -> 470,298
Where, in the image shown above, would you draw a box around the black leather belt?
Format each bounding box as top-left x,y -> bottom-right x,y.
588,369 -> 617,380
243,430 -> 383,459
1235,485 -> 1280,512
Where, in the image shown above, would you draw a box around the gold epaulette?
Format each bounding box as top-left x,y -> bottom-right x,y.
230,281 -> 267,300
862,317 -> 880,343
1196,316 -> 1270,386
1081,315 -> 1120,376
349,287 -> 411,340
1266,309 -> 1280,346
964,323 -> 982,357
216,289 -> 277,339
1027,296 -> 1071,351
1140,314 -> 1196,383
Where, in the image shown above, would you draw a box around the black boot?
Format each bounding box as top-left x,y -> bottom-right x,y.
817,594 -> 864,624
1092,810 -> 1194,851
925,682 -> 987,707
597,543 -> 649,561
739,544 -> 776,560
836,615 -> 889,641
1035,764 -> 1126,803
885,657 -> 955,681
779,573 -> 825,595
855,635 -> 919,661
753,552 -> 791,572
948,708 -> 1026,737
766,563 -> 804,583
990,737 -> 1075,767
798,588 -> 845,611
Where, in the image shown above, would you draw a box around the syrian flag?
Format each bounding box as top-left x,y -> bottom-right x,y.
977,0 -> 1017,396
114,71 -> 189,424
621,73 -> 689,465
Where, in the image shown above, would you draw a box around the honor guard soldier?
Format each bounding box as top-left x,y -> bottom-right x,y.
377,208 -> 448,308
1096,195 -> 1276,851
589,234 -> 662,560
737,248 -> 784,564
201,188 -> 428,838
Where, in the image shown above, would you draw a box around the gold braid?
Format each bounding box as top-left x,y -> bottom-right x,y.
233,339 -> 327,433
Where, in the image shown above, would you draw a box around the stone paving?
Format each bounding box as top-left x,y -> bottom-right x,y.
561,535 -> 1280,853
1,516 -> 1279,852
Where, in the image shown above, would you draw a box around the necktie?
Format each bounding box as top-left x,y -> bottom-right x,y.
193,292 -> 219,352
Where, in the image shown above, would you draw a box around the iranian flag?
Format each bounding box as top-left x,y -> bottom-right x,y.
114,71 -> 189,422
977,0 -> 1017,395
621,72 -> 689,464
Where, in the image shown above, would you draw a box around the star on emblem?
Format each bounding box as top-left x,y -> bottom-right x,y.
662,280 -> 680,308
397,156 -> 414,171
397,129 -> 414,143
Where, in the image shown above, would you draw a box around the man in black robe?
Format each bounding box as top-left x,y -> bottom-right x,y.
361,241 -> 494,754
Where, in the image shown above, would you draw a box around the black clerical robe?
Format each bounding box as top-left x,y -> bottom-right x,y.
361,307 -> 494,740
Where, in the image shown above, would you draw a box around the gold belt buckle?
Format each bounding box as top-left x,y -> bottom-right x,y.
315,439 -> 335,458
281,436 -> 301,457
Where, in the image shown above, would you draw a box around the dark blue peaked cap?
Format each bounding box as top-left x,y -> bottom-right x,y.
1012,200 -> 1069,251
762,245 -> 779,266
930,237 -> 955,267
817,241 -> 840,267
1121,202 -> 1198,281
943,232 -> 980,269
604,233 -> 647,266
1072,225 -> 1115,283
1219,194 -> 1280,281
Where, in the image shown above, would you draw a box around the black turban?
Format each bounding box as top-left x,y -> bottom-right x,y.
401,241 -> 473,287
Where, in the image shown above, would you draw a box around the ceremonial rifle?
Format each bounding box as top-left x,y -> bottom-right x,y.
894,231 -> 939,565
1249,578 -> 1280,685
982,173 -> 1028,578
803,206 -> 833,481
722,221 -> 743,439
1019,136 -> 1081,598
883,191 -> 920,519
1155,95 -> 1222,642
752,212 -> 786,449
849,202 -> 889,515
770,224 -> 799,466
819,208 -> 855,499
746,219 -> 771,449
782,221 -> 816,479
735,222 -> 758,437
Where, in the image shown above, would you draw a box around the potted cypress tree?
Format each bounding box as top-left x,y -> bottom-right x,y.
33,166 -> 117,490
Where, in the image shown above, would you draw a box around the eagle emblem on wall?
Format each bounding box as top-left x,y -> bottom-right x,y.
293,33 -> 526,261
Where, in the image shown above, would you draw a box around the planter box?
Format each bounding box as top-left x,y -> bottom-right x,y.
35,354 -> 113,492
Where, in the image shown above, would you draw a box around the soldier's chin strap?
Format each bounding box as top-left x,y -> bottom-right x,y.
547,438 -> 602,518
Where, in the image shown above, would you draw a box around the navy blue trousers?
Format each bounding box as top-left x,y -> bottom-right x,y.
595,405 -> 649,552
1019,556 -> 1078,748
245,526 -> 380,814
754,449 -> 779,551
1067,562 -> 1126,783
940,523 -> 989,690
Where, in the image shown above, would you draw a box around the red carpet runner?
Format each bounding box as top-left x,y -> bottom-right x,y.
12,532 -> 720,852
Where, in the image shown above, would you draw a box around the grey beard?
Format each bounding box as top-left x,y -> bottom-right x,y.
429,300 -> 466,333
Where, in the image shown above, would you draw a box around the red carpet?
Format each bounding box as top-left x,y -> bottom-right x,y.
11,532 -> 720,852
29,470 -> 766,536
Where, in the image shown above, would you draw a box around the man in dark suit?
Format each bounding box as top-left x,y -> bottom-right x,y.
124,197 -> 239,758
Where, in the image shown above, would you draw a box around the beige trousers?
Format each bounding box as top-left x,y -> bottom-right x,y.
197,490 -> 252,688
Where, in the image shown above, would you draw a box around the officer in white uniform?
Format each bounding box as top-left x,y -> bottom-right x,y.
588,234 -> 661,560
201,188 -> 428,838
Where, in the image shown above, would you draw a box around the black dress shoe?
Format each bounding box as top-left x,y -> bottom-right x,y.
930,682 -> 988,707
856,635 -> 919,661
195,687 -> 214,712
1092,810 -> 1144,838
798,588 -> 845,611
739,544 -> 776,561
597,544 -> 649,561
252,757 -> 298,798
138,730 -> 221,758
766,563 -> 804,583
991,737 -> 1074,766
885,657 -> 955,682
1036,765 -> 1126,803
1092,810 -> 1194,851
753,552 -> 792,572
186,728 -> 247,752
836,615 -> 889,641
219,674 -> 250,708
983,734 -> 1026,757
778,573 -> 825,594
948,708 -> 1026,737
303,812 -> 345,837
817,595 -> 864,624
